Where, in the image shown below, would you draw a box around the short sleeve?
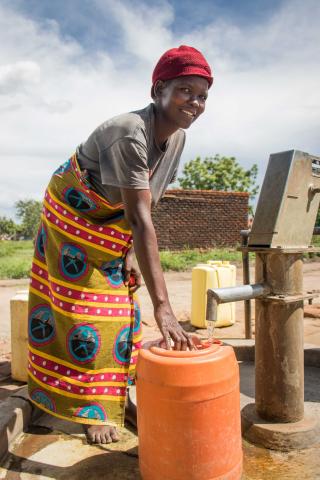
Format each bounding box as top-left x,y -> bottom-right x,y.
99,138 -> 150,189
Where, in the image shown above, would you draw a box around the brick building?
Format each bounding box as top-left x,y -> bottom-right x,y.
152,189 -> 249,250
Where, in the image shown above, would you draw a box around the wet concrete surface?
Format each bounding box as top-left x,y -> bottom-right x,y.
240,362 -> 320,479
242,439 -> 320,479
1,362 -> 319,480
1,419 -> 319,480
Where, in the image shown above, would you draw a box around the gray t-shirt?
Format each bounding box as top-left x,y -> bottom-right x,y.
77,103 -> 185,205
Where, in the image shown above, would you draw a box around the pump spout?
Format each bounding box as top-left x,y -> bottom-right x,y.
206,289 -> 218,323
206,283 -> 270,324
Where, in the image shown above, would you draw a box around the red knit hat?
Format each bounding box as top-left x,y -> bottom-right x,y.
152,45 -> 213,89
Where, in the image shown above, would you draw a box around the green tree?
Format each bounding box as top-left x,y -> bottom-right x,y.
178,154 -> 259,199
15,199 -> 42,239
0,216 -> 17,238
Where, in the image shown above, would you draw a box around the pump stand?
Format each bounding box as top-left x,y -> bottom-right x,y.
241,247 -> 319,450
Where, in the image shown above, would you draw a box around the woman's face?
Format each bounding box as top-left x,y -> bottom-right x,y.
154,75 -> 209,129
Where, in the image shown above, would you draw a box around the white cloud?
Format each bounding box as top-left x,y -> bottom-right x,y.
98,0 -> 175,62
0,0 -> 320,218
0,61 -> 41,95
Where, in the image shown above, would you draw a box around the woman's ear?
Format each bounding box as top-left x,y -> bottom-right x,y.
153,80 -> 166,100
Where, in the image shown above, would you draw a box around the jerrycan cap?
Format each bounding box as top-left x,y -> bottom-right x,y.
150,339 -> 222,358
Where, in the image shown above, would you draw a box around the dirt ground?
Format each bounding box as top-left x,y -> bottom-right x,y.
0,262 -> 319,360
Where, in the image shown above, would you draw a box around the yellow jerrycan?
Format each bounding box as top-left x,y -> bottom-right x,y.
191,261 -> 236,328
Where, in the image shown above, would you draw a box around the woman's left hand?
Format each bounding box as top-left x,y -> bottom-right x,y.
123,247 -> 142,293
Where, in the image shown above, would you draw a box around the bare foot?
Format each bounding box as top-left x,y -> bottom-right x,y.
83,424 -> 120,444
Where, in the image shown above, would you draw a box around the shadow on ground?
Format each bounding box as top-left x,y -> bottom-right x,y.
1,420 -> 141,480
2,449 -> 140,480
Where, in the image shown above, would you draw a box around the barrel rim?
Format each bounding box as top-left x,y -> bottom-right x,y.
150,340 -> 222,358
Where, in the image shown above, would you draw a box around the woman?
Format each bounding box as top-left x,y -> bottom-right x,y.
28,45 -> 213,445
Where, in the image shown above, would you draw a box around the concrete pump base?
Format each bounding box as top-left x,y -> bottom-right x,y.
241,402 -> 320,451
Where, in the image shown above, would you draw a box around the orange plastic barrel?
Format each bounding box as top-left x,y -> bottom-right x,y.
136,342 -> 242,480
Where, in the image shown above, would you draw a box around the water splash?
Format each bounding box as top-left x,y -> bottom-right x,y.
207,320 -> 215,342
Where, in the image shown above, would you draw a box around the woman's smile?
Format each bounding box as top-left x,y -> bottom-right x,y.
180,108 -> 196,120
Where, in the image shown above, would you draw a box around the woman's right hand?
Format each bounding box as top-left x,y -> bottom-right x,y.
154,303 -> 194,351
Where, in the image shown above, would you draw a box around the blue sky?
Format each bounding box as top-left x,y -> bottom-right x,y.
7,0 -> 283,47
1,0 -> 320,218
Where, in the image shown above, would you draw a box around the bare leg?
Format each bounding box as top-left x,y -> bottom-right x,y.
83,425 -> 120,444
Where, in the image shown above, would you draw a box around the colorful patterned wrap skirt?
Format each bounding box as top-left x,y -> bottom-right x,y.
28,154 -> 142,426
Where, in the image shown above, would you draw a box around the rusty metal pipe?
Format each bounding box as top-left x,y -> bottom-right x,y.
255,252 -> 304,422
208,283 -> 270,304
206,283 -> 270,324
241,229 -> 252,339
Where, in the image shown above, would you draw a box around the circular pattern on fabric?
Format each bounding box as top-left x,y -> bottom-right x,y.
101,259 -> 123,288
54,159 -> 72,176
29,304 -> 55,346
30,389 -> 56,412
67,323 -> 100,364
113,325 -> 133,365
59,243 -> 88,281
36,223 -> 47,259
133,301 -> 141,335
74,403 -> 107,421
64,186 -> 97,212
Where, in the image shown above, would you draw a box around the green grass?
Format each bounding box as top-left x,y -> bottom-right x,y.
159,248 -> 242,272
1,236 -> 320,279
311,235 -> 320,247
0,240 -> 243,278
304,235 -> 320,260
0,240 -> 33,279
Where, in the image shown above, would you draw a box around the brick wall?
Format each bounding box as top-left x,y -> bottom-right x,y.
152,189 -> 249,250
